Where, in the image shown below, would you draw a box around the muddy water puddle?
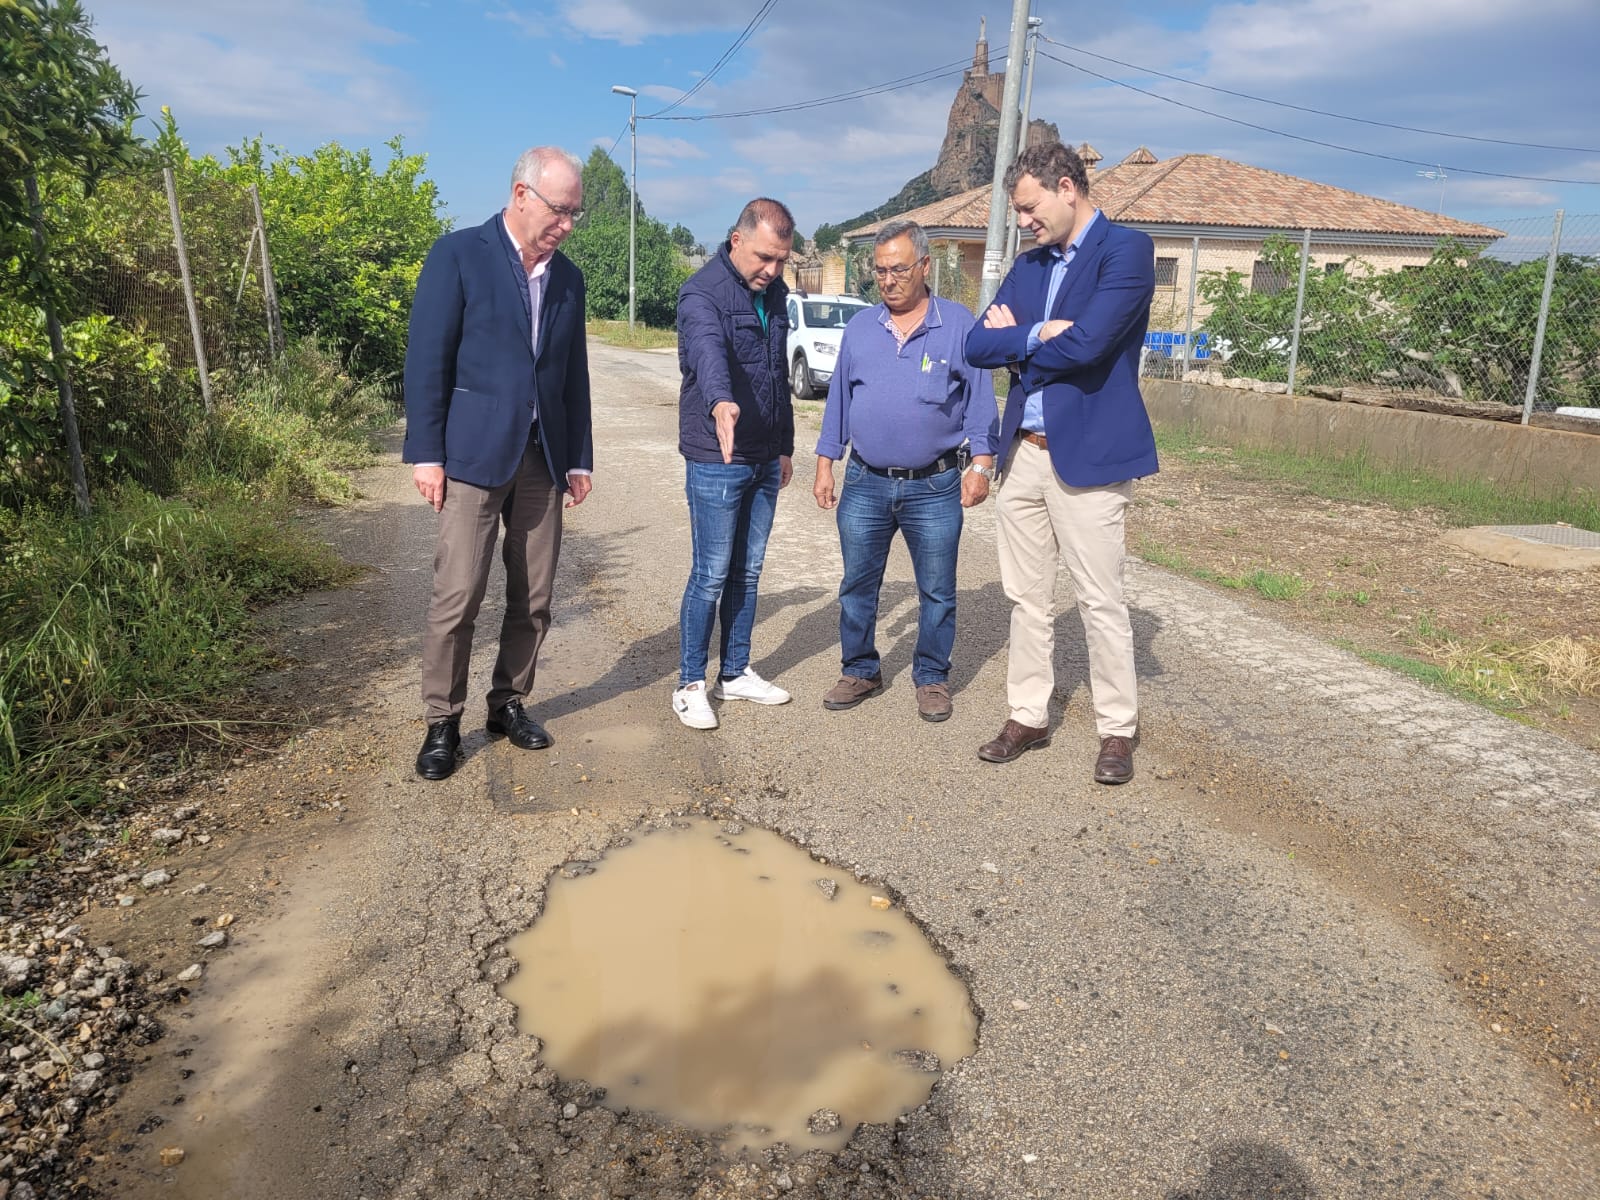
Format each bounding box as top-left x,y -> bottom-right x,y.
501,817 -> 976,1151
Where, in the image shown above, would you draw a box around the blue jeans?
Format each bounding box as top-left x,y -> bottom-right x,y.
679,459 -> 782,686
835,458 -> 963,686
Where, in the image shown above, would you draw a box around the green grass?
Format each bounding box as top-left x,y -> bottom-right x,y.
586,320 -> 678,351
0,340 -> 373,853
0,487 -> 351,851
1137,539 -> 1309,601
1153,425 -> 1600,530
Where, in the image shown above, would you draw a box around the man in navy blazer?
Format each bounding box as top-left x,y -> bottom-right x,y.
965,141 -> 1157,784
402,146 -> 594,780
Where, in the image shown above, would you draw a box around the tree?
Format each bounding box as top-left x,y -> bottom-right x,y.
669,223 -> 696,253
581,147 -> 631,221
813,223 -> 841,252
791,231 -> 808,255
564,214 -> 690,328
0,0 -> 141,237
222,135 -> 447,385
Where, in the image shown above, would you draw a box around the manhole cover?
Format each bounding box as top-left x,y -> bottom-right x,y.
1485,524 -> 1600,549
501,817 -> 976,1151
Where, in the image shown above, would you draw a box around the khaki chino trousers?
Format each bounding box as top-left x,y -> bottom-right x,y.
994,437 -> 1138,738
421,441 -> 562,722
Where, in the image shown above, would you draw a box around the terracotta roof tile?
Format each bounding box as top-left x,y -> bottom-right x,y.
846,153 -> 1502,241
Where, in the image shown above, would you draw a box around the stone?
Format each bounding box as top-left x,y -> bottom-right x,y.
81,1052 -> 106,1071
177,964 -> 203,983
815,878 -> 838,901
69,1069 -> 103,1095
868,895 -> 892,911
807,1108 -> 842,1136
140,870 -> 173,890
197,931 -> 228,950
159,1146 -> 185,1167
173,805 -> 201,821
150,829 -> 184,846
562,1102 -> 578,1119
892,1049 -> 941,1073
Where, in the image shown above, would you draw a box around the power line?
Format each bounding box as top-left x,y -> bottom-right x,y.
645,0 -> 780,118
1035,48 -> 1600,187
642,55 -> 1001,123
1040,36 -> 1600,156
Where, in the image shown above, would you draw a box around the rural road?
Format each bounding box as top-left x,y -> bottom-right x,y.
85,341 -> 1600,1199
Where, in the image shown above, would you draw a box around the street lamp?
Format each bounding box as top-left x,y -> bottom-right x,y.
611,85 -> 638,330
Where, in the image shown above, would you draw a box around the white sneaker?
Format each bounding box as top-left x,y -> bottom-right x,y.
712,667 -> 792,705
672,682 -> 719,729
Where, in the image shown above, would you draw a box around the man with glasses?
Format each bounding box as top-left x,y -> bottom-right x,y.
671,198 -> 797,730
403,146 -> 593,780
812,219 -> 998,722
965,141 -> 1158,784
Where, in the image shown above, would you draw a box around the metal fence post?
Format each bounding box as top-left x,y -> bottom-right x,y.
1286,228 -> 1312,395
163,167 -> 213,414
250,183 -> 284,359
1182,235 -> 1200,374
1521,209 -> 1564,426
25,173 -> 90,517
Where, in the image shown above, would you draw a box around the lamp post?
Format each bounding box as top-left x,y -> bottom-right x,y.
611,85 -> 638,330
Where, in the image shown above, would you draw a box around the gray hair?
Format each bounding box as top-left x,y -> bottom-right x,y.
510,146 -> 584,194
874,219 -> 929,260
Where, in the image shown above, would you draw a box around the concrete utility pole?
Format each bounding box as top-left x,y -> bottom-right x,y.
978,0 -> 1034,311
1004,16 -> 1043,261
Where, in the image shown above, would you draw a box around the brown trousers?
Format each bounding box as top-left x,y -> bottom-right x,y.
421,442 -> 562,721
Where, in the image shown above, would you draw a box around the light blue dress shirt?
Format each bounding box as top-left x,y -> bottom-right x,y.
1020,209 -> 1101,433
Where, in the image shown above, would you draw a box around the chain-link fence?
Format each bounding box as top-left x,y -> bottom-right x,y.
1137,212 -> 1600,423
3,168 -> 281,508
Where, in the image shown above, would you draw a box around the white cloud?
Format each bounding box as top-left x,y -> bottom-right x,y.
549,51 -> 567,69
93,0 -> 417,137
556,0 -> 756,45
638,135 -> 710,166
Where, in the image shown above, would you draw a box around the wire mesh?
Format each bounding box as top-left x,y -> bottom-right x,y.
3,169 -> 275,505
1137,214 -> 1600,417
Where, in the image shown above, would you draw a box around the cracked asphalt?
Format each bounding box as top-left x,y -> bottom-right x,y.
86,341 -> 1599,1199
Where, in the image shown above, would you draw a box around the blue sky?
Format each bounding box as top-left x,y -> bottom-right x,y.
90,0 -> 1600,247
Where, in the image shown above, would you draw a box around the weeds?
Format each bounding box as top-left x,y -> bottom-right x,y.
1137,540 -> 1309,602
586,320 -> 678,351
1153,426 -> 1600,530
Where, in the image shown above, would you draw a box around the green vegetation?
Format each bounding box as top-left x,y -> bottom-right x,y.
586,321 -> 678,351
0,3 -> 439,848
563,148 -> 690,330
1199,233 -> 1600,409
1152,426 -> 1600,531
1136,539 -> 1309,601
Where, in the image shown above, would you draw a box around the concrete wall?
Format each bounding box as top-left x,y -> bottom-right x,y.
1141,377 -> 1600,496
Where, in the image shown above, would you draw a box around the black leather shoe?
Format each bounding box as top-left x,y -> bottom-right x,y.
486,699 -> 552,750
415,719 -> 461,780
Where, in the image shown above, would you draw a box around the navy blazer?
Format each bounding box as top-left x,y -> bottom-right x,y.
402,214 -> 593,490
965,216 -> 1158,488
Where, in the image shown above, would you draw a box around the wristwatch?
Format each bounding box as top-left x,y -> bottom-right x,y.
966,462 -> 997,482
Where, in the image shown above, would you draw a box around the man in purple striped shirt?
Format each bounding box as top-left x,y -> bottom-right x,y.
812,219 -> 999,723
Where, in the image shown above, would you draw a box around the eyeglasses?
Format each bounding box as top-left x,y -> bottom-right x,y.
871,260 -> 926,280
524,182 -> 585,225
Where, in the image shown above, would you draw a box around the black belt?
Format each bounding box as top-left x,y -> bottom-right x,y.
855,451 -> 962,480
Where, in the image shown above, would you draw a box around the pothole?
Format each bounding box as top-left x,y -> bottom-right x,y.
500,816 -> 977,1152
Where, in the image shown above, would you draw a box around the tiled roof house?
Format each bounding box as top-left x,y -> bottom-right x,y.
842,147 -> 1504,317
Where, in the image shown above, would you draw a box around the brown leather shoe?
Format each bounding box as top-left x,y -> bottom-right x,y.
1094,735 -> 1134,784
977,719 -> 1050,763
915,682 -> 952,723
823,674 -> 882,711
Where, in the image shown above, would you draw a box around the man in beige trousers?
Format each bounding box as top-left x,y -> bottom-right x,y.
964,142 -> 1158,784
402,146 -> 594,780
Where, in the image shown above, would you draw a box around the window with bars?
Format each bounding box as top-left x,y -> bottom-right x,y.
1154,256 -> 1178,287
1251,259 -> 1290,296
